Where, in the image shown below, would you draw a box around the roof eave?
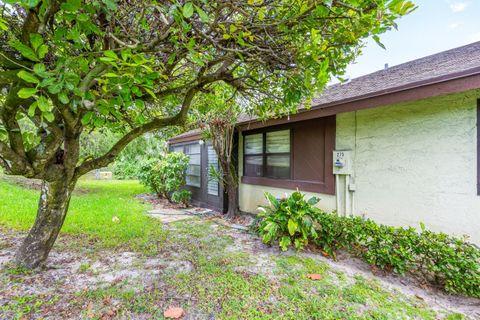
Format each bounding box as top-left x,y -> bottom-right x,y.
238,67 -> 480,131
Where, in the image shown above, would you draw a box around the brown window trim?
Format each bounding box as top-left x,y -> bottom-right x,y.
241,176 -> 333,194
241,117 -> 336,195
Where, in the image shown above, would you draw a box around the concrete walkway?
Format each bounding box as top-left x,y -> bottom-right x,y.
147,208 -> 194,223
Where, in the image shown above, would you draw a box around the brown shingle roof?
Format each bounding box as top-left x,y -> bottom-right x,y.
311,41 -> 480,107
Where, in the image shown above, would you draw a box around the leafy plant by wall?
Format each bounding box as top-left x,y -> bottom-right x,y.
171,190 -> 192,208
257,191 -> 323,251
255,191 -> 480,298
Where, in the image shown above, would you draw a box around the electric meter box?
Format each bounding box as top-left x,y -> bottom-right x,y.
333,150 -> 353,175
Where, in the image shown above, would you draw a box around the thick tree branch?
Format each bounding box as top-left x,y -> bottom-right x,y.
74,86 -> 199,177
79,64 -> 107,93
0,140 -> 33,175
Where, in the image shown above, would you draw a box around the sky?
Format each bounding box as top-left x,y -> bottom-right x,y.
338,0 -> 480,81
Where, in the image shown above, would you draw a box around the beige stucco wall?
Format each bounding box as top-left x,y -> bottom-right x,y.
239,90 -> 480,244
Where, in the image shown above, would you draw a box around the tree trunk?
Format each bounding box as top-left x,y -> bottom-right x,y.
15,178 -> 76,269
224,181 -> 238,220
222,160 -> 239,220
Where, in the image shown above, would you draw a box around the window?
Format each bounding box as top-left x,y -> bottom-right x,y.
184,143 -> 201,187
241,117 -> 336,195
244,130 -> 291,179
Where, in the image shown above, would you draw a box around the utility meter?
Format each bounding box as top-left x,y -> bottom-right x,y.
333,150 -> 353,175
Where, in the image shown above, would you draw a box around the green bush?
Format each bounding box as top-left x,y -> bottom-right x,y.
171,190 -> 192,207
138,159 -> 160,193
138,153 -> 190,201
256,191 -> 480,298
257,191 -> 323,251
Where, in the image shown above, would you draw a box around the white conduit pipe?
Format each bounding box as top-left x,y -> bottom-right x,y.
351,187 -> 355,216
345,175 -> 350,216
335,174 -> 341,214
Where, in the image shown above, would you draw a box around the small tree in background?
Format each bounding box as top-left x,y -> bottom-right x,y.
0,0 -> 415,268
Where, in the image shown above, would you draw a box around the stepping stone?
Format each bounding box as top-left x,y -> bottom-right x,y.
146,209 -> 195,223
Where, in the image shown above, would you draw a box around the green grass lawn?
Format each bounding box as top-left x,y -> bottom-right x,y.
0,178 -> 167,254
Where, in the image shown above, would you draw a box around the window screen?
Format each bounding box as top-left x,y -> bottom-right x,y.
244,130 -> 291,179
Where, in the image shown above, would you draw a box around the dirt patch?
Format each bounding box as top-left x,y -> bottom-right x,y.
137,193 -> 187,210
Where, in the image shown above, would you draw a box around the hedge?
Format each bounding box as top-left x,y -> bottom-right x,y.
255,192 -> 480,298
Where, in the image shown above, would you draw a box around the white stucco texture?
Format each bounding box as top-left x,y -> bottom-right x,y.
239,90 -> 480,244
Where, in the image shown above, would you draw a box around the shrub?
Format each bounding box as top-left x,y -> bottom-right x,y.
256,191 -> 480,298
257,191 -> 323,251
171,190 -> 192,207
138,159 -> 161,194
138,153 -> 190,201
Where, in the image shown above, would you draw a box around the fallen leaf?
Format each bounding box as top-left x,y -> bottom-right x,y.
164,306 -> 185,319
306,274 -> 322,280
101,309 -> 116,320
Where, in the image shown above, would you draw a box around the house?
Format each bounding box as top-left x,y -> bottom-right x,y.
169,41 -> 480,244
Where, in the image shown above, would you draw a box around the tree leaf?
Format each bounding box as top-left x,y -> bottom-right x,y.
8,39 -> 39,62
102,0 -> 117,11
17,70 -> 40,84
0,17 -> 7,31
104,50 -> 119,60
103,73 -> 119,78
81,111 -> 94,125
373,35 -> 386,50
61,0 -> 81,12
37,44 -> 49,59
37,95 -> 51,112
43,111 -> 55,122
58,92 -> 70,104
20,0 -> 41,8
29,33 -> 43,51
18,88 -> 38,99
195,5 -> 209,23
28,102 -> 37,116
48,82 -> 63,94
33,63 -> 49,77
182,2 -> 194,18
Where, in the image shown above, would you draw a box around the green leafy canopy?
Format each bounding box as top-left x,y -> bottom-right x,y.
0,0 -> 415,180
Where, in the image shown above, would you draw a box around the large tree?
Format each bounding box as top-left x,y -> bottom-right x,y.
0,0 -> 414,268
